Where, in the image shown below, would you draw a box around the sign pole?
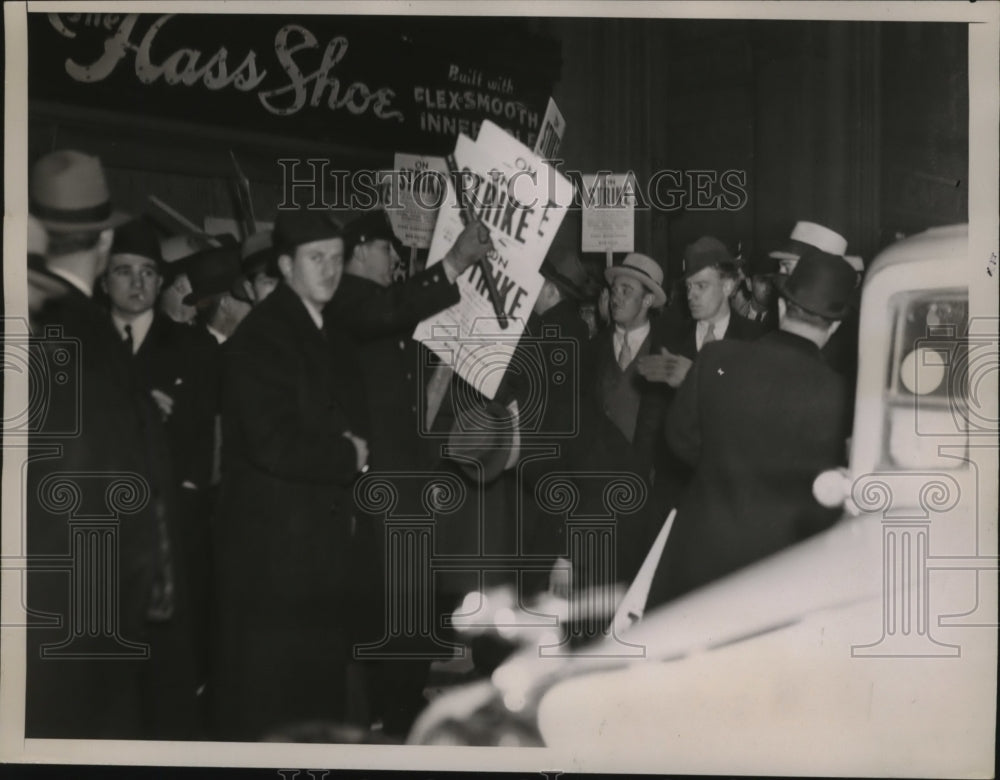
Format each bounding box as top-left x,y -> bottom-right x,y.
606,250 -> 613,270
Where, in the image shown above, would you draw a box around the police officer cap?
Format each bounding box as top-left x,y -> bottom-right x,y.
343,209 -> 400,260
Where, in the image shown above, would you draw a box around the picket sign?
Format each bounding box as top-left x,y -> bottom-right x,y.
581,172 -> 636,255
413,120 -> 574,400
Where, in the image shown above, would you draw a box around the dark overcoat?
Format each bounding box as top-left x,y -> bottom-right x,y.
646,330 -> 851,608
26,276 -> 171,738
325,265 -> 459,472
210,282 -> 367,740
324,266 -> 460,648
130,311 -> 219,729
132,313 -> 217,490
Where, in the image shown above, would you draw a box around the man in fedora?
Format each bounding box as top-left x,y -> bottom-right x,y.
183,239 -> 254,345
769,220 -> 848,277
25,150 -> 175,738
27,149 -> 128,330
327,208 -> 492,479
593,252 -> 667,449
778,221 -> 862,381
158,233 -> 217,325
766,219 -> 860,381
211,207 -> 370,741
324,208 -> 493,738
102,217 -> 221,731
631,237 -> 765,514
584,252 -> 675,583
638,236 -> 763,391
730,250 -> 780,328
646,247 -> 856,608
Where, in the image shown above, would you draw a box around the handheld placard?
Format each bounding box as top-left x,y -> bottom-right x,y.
446,154 -> 509,329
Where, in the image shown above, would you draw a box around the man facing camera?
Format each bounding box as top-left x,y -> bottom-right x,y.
639,236 -> 763,390
635,237 -> 764,513
211,208 -> 369,741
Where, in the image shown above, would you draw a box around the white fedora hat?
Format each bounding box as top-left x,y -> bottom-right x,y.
605,253 -> 667,308
769,220 -> 848,260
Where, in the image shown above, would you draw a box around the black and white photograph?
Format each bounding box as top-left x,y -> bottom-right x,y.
2,1 -> 997,777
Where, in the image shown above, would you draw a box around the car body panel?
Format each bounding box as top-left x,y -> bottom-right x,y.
409,225 -> 997,775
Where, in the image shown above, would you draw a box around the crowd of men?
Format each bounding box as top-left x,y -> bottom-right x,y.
24,148 -> 862,744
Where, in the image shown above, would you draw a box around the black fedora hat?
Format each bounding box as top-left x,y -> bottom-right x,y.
183,243 -> 251,306
682,236 -> 735,279
273,208 -> 344,255
540,248 -> 594,301
773,247 -> 857,320
748,250 -> 780,278
110,217 -> 164,271
343,209 -> 402,260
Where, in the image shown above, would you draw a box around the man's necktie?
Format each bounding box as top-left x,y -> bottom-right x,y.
703,323 -> 717,347
618,335 -> 632,370
123,323 -> 134,355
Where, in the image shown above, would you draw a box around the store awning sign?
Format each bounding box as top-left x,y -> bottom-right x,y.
31,13 -> 560,155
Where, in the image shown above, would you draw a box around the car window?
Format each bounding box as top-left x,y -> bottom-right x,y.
882,288 -> 970,470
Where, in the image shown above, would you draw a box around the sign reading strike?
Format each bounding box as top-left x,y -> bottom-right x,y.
413,120 -> 574,399
581,172 -> 637,253
381,153 -> 449,249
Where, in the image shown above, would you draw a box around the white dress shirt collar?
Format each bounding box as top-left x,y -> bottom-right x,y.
300,298 -> 324,331
696,310 -> 730,352
613,320 -> 651,362
111,309 -> 155,354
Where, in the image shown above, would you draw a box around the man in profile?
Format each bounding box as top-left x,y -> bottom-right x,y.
325,208 -> 493,738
